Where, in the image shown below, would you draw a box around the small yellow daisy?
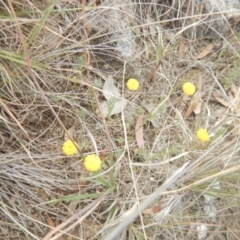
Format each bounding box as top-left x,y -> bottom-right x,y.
62,140 -> 78,156
182,82 -> 196,96
84,154 -> 102,172
127,78 -> 139,91
197,128 -> 209,142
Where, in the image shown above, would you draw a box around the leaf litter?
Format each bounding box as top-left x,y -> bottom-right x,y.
135,112 -> 145,149
2,1 -> 240,239
98,75 -> 128,117
214,83 -> 240,137
183,69 -> 203,119
196,42 -> 216,60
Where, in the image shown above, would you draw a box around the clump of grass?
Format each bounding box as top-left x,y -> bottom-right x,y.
1,1 -> 240,239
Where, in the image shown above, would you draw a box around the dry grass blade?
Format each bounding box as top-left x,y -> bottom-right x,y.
43,195 -> 106,240
2,0 -> 240,239
168,164 -> 240,195
6,0 -> 82,154
179,37 -> 185,59
0,98 -> 30,139
104,163 -> 189,240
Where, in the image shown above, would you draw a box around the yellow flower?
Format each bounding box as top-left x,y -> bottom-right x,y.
62,140 -> 78,156
197,128 -> 209,142
84,154 -> 102,172
127,78 -> 139,91
182,82 -> 196,96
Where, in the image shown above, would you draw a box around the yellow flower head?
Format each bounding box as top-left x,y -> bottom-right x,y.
197,128 -> 209,142
84,154 -> 102,172
62,140 -> 78,156
127,78 -> 139,91
182,82 -> 196,96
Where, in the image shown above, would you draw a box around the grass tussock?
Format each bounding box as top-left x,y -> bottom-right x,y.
1,0 -> 240,239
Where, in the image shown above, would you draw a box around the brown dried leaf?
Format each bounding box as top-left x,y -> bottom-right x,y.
64,126 -> 75,141
147,15 -> 157,39
214,94 -> 231,108
46,213 -> 55,229
184,91 -> 201,119
196,42 -> 215,60
193,101 -> 202,114
102,75 -> 121,100
135,112 -> 144,149
152,204 -> 162,214
143,204 -> 161,214
45,213 -> 63,240
142,208 -> 152,214
194,68 -> 202,91
214,84 -> 240,113
79,167 -> 89,188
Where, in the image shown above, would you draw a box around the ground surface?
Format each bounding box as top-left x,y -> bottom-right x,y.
1,0 -> 240,239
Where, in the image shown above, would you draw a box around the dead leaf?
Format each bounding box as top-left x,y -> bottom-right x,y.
194,68 -> 203,91
152,204 -> 162,214
143,101 -> 165,128
193,100 -> 202,114
213,84 -> 240,139
46,213 -> 55,229
98,75 -> 128,117
183,69 -> 202,117
45,213 -> 63,240
143,204 -> 161,214
196,42 -> 215,59
135,112 -> 144,149
214,84 -> 240,113
102,76 -> 121,100
184,90 -> 201,118
100,98 -> 128,117
78,165 -> 89,188
214,94 -> 231,108
64,126 -> 75,141
147,15 -> 157,39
